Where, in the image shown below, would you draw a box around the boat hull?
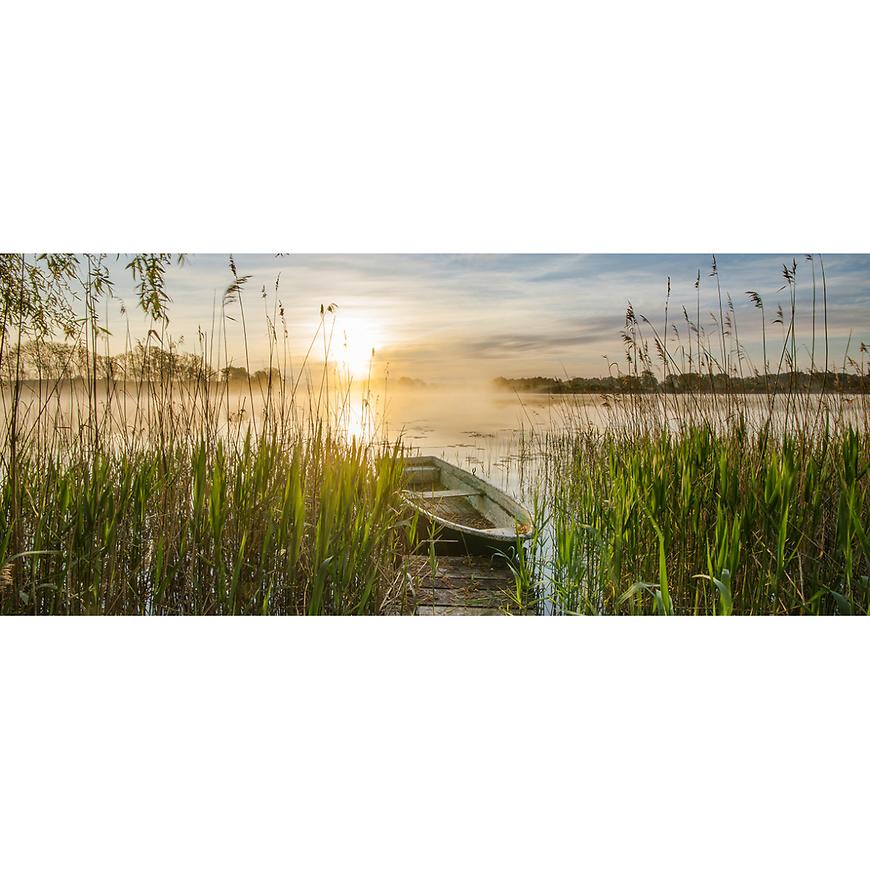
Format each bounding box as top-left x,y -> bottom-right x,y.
400,456 -> 532,558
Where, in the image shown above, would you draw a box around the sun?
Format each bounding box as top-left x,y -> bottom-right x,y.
335,314 -> 383,378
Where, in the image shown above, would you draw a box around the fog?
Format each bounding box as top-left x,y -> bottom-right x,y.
4,378 -> 866,507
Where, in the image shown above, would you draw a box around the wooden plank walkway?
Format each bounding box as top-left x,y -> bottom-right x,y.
405,555 -> 522,615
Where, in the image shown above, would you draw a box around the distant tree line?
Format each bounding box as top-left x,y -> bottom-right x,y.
0,341 -> 284,385
493,371 -> 869,395
396,376 -> 429,389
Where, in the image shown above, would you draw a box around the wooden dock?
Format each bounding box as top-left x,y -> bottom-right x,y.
404,554 -> 522,615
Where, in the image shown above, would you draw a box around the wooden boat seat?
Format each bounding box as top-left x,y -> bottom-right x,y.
407,488 -> 477,499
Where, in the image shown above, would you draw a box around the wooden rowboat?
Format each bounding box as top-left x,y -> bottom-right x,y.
401,456 -> 533,555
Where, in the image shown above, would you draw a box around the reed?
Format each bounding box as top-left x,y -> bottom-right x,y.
0,254 -> 411,615
0,431 -> 407,614
0,253 -> 866,615
524,424 -> 868,614
520,256 -> 869,615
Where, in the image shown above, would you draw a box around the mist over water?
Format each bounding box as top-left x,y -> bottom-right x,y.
378,386 -> 869,503
7,379 -> 864,511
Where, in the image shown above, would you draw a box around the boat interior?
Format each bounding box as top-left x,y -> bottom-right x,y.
402,459 -> 520,533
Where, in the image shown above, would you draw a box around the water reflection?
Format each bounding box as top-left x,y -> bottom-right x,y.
3,379 -> 866,509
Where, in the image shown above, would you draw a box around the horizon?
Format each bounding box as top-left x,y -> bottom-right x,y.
62,253 -> 870,384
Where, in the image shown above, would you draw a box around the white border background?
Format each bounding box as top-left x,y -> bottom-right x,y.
2,2 -> 869,868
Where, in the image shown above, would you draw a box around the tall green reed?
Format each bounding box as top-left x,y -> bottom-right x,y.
0,254 -> 409,615
524,256 -> 868,615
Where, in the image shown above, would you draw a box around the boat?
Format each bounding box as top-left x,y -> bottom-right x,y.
401,455 -> 533,556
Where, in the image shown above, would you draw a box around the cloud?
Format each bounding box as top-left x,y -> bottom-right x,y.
97,253 -> 870,382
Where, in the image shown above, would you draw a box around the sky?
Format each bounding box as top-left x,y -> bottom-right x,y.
103,254 -> 870,384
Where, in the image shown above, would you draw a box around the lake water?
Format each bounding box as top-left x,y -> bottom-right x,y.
4,380 -> 866,507
371,386 -> 866,495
